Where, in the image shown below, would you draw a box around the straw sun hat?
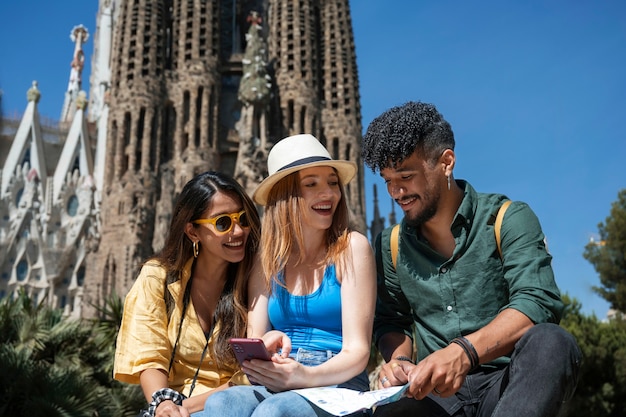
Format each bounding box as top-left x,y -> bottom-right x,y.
252,134 -> 357,205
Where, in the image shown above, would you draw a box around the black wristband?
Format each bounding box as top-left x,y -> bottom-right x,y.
394,355 -> 414,364
450,337 -> 479,371
461,336 -> 479,367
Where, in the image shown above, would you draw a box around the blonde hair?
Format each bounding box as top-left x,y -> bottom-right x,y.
259,170 -> 351,291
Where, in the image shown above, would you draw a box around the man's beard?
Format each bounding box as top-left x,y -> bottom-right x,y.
402,190 -> 439,228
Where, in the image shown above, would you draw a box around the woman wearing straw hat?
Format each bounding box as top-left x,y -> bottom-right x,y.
200,134 -> 376,416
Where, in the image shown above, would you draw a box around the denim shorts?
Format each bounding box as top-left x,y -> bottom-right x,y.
289,347 -> 370,392
290,347 -> 337,366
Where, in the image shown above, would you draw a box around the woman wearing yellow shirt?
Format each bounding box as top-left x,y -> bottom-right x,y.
114,171 -> 261,416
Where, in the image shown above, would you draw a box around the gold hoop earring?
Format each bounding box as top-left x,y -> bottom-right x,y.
193,241 -> 199,258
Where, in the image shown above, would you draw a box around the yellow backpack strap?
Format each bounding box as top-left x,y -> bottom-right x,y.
494,200 -> 512,259
390,224 -> 400,270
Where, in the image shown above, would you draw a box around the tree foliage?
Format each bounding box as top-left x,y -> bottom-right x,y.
0,290 -> 143,417
584,189 -> 626,312
560,295 -> 626,417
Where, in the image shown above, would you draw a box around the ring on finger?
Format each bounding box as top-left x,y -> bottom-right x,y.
380,376 -> 389,385
433,387 -> 442,395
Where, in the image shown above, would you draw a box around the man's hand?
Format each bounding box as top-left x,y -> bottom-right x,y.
378,358 -> 411,388
403,343 -> 471,399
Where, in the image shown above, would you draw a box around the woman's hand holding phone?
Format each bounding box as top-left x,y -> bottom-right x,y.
229,338 -> 273,386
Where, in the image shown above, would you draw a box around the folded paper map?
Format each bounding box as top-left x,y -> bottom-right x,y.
294,383 -> 409,416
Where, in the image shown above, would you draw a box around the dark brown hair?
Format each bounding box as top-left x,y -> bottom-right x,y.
155,171 -> 261,366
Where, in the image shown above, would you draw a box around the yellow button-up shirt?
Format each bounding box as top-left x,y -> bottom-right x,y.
114,258 -> 244,396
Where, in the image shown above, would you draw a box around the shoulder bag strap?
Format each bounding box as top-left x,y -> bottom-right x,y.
495,200 -> 512,259
390,224 -> 400,270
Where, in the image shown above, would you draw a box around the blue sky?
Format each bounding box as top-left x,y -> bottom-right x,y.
1,1 -> 624,318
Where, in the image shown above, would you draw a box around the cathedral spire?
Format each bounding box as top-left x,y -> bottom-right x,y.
388,197 -> 397,226
52,91 -> 94,203
369,184 -> 386,241
234,11 -> 272,196
1,81 -> 47,198
60,24 -> 89,124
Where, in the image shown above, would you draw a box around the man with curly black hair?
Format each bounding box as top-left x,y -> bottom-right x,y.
362,101 -> 581,417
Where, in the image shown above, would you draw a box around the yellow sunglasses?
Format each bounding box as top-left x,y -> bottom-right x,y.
193,210 -> 249,235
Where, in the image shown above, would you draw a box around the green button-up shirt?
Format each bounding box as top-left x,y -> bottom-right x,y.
373,181 -> 563,366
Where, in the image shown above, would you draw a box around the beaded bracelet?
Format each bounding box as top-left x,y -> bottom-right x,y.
146,388 -> 187,417
450,336 -> 479,371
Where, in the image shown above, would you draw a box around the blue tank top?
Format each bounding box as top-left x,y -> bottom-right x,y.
268,264 -> 343,353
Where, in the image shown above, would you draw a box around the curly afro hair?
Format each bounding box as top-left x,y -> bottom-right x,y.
362,101 -> 455,172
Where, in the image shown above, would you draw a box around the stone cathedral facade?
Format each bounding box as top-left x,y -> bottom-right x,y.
0,0 -> 370,318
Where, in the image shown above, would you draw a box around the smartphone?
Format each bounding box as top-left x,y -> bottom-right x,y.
229,338 -> 273,365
